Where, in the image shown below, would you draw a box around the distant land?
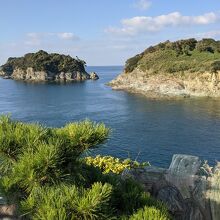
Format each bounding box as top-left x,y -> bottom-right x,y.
109,38 -> 220,98
0,50 -> 99,82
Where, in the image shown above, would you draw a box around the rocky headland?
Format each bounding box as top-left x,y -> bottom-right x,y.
0,50 -> 99,82
109,38 -> 220,98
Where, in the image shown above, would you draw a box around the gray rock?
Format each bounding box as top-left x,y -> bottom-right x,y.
58,72 -> 66,80
169,154 -> 201,176
90,72 -> 99,80
208,172 -> 220,220
4,67 -> 91,82
122,166 -> 167,192
65,72 -> 73,81
121,154 -> 218,220
156,186 -> 186,216
3,76 -> 11,79
0,204 -> 17,219
0,71 -> 6,76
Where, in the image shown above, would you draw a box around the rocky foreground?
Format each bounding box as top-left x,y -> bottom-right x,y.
109,38 -> 220,98
0,50 -> 99,82
122,154 -> 220,220
1,154 -> 219,219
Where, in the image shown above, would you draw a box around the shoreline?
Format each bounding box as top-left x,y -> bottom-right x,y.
108,69 -> 220,99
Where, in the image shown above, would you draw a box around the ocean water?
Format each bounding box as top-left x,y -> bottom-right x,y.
0,66 -> 220,167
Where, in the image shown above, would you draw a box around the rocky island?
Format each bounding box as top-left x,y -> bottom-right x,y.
0,50 -> 99,82
109,38 -> 220,98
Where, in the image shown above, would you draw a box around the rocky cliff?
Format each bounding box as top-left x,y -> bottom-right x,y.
122,154 -> 220,220
0,50 -> 99,82
109,38 -> 220,98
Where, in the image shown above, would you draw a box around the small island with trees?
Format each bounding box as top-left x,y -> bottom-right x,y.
0,50 -> 99,82
109,38 -> 220,98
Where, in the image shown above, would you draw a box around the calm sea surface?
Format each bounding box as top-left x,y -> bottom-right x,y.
0,66 -> 220,167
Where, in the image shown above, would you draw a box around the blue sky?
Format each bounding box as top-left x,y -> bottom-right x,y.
1,0 -> 220,65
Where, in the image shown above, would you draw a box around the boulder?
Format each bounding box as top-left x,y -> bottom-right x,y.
168,154 -> 201,176
90,72 -> 99,80
121,154 -> 219,220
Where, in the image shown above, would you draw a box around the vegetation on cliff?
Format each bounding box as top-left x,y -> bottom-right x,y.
0,50 -> 86,75
125,38 -> 220,74
0,116 -> 170,219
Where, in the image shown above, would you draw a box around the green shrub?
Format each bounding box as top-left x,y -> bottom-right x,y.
111,178 -> 150,215
0,116 -> 110,194
0,115 -> 170,219
124,38 -> 220,74
21,182 -> 113,220
195,38 -> 216,53
129,206 -> 170,220
125,54 -> 143,73
211,60 -> 220,73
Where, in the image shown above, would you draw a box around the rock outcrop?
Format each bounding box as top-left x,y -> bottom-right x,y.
0,50 -> 99,82
109,38 -> 220,98
121,154 -> 220,220
90,72 -> 99,80
7,67 -> 91,82
109,70 -> 220,98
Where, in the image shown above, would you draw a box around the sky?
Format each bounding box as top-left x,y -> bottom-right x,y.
0,0 -> 220,65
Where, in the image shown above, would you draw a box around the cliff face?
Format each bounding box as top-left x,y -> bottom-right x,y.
109,69 -> 220,98
0,50 -> 98,82
6,67 -> 90,81
109,38 -> 220,98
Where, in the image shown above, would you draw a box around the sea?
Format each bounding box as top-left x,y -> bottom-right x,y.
0,66 -> 220,167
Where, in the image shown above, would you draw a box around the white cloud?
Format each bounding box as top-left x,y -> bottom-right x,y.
195,30 -> 220,38
57,32 -> 79,40
133,0 -> 151,11
25,32 -> 79,46
25,33 -> 42,46
106,12 -> 219,36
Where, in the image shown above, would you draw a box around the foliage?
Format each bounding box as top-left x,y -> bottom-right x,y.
195,38 -> 216,53
0,115 -> 110,194
1,50 -> 86,75
125,38 -> 220,74
0,115 -> 170,219
125,54 -> 144,73
211,61 -> 220,73
84,155 -> 149,174
111,178 -> 150,215
21,183 -> 113,220
129,206 -> 170,220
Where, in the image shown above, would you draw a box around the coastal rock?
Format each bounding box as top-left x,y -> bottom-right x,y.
90,72 -> 99,80
3,76 -> 11,79
109,69 -> 220,98
9,68 -> 91,82
168,154 -> 201,176
0,71 -> 5,76
121,154 -> 219,220
207,163 -> 220,220
0,205 -> 17,219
